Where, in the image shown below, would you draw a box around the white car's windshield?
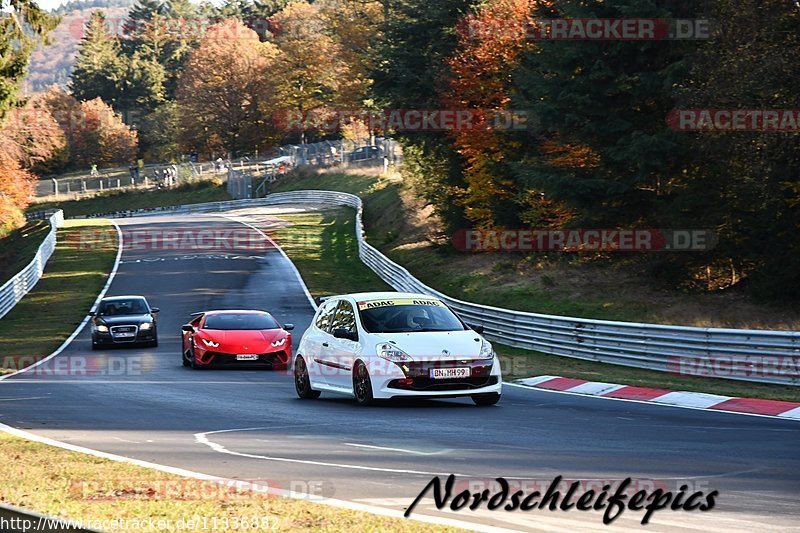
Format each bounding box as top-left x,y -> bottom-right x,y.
357,298 -> 466,333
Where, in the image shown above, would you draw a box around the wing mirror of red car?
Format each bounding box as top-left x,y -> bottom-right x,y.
181,325 -> 194,332
283,323 -> 295,331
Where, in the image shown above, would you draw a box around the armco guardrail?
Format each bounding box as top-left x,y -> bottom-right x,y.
84,191 -> 799,386
0,210 -> 64,320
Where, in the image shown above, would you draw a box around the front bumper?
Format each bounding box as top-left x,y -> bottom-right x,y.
93,327 -> 156,345
196,349 -> 291,368
367,356 -> 502,399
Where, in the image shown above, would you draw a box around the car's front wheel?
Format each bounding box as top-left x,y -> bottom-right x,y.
353,360 -> 374,406
294,356 -> 320,399
472,392 -> 501,406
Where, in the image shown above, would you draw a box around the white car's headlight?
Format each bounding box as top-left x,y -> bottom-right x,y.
480,338 -> 494,359
94,324 -> 109,333
202,338 -> 220,348
376,343 -> 413,362
271,337 -> 287,347
139,322 -> 152,330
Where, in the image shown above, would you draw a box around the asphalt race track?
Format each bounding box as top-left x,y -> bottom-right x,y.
1,209 -> 799,532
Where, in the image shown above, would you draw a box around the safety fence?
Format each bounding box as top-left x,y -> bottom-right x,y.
78,191 -> 799,386
0,210 -> 64,321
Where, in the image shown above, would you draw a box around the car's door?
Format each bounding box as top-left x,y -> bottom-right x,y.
326,300 -> 361,389
307,299 -> 338,386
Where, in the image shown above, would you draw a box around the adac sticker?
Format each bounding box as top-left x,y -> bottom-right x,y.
357,298 -> 445,311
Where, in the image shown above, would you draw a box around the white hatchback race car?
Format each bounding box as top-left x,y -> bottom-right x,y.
293,292 -> 502,406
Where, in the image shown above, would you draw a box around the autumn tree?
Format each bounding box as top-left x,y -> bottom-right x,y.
0,95 -> 68,172
439,0 -> 569,229
176,19 -> 278,157
269,1 -> 353,143
0,155 -> 35,236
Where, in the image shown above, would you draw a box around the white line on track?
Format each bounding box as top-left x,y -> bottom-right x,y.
0,423 -> 518,533
0,221 -> 124,383
195,427 -> 469,477
343,442 -> 450,456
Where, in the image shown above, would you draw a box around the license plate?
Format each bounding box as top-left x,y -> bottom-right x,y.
114,332 -> 135,338
237,354 -> 258,361
430,367 -> 470,379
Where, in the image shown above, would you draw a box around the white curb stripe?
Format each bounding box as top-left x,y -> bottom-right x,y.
778,406 -> 800,420
651,391 -> 733,409
567,382 -> 626,396
517,375 -> 560,387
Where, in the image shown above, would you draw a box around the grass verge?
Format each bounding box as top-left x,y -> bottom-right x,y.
0,219 -> 118,373
29,179 -> 229,218
266,181 -> 800,401
269,208 -> 391,298
0,220 -> 51,287
0,432 -> 458,533
270,170 -> 800,328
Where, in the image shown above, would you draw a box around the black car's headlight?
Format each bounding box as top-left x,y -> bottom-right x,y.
139,322 -> 153,331
94,324 -> 109,333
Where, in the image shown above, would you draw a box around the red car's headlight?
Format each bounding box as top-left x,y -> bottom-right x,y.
201,338 -> 220,348
271,337 -> 287,348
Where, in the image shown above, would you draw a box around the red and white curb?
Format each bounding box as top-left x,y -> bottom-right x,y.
515,375 -> 800,421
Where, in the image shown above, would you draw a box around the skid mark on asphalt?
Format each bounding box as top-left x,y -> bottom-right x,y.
0,396 -> 49,401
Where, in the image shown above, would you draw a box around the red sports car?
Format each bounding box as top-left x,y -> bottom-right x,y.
181,310 -> 294,369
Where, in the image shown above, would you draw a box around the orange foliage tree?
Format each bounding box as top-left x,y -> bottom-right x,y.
176,19 -> 279,158
440,0 -> 572,229
0,154 -> 35,236
440,0 -> 536,229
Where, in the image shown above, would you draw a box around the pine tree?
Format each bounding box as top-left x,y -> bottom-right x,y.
69,11 -> 126,108
0,0 -> 59,115
512,0 -> 696,226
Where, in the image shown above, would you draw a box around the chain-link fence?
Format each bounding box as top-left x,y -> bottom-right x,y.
35,163 -> 217,200
34,138 -> 400,201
